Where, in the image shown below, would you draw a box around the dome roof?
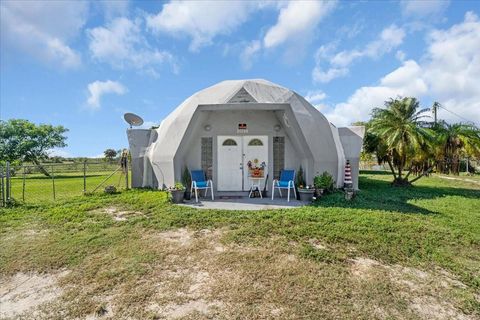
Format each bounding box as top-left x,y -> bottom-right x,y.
144,79 -> 344,188
183,79 -> 294,105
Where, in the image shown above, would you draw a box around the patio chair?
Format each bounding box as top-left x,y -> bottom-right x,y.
271,169 -> 296,202
190,170 -> 214,203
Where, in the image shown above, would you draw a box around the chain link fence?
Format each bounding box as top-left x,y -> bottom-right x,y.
1,160 -> 129,206
1,165 -> 6,207
359,159 -> 479,174
359,161 -> 389,171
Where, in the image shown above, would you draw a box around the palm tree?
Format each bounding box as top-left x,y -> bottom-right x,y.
370,97 -> 431,185
432,121 -> 480,175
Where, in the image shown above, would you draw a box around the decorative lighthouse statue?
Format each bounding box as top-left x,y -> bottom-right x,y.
344,160 -> 355,200
343,160 -> 353,189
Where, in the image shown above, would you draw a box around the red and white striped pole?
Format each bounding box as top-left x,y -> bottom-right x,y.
344,160 -> 353,189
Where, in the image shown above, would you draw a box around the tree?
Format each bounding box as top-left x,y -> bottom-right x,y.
0,119 -> 68,176
432,121 -> 480,175
104,149 -> 117,161
370,97 -> 431,186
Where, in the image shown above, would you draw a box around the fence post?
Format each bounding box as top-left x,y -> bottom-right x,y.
51,164 -> 56,201
125,158 -> 129,190
6,162 -> 10,202
83,161 -> 87,195
22,166 -> 26,202
1,166 -> 4,207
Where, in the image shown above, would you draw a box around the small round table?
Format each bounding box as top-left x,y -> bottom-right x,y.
248,176 -> 265,198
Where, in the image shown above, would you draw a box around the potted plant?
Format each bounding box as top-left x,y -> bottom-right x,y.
169,182 -> 185,203
182,167 -> 192,200
314,171 -> 335,196
296,166 -> 306,200
297,185 -> 315,202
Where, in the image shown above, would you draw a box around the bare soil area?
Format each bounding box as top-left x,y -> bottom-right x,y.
1,226 -> 475,319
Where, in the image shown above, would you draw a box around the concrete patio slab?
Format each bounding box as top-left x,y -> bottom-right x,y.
179,196 -> 309,210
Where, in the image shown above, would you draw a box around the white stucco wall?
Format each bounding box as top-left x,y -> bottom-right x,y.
338,126 -> 366,190
180,110 -> 304,191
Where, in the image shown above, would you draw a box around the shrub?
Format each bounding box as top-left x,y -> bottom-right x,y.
104,185 -> 117,194
296,166 -> 306,188
314,171 -> 335,193
182,167 -> 191,189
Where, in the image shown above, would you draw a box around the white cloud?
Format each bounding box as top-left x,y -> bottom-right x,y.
146,1 -> 256,51
324,12 -> 480,126
422,11 -> 480,124
88,17 -> 176,76
305,90 -> 327,104
312,67 -> 348,83
240,40 -> 262,70
263,1 -> 336,49
324,60 -> 427,126
0,0 -> 87,68
48,149 -> 72,158
138,121 -> 158,129
395,50 -> 406,61
91,153 -> 106,159
87,80 -> 127,109
99,0 -> 129,20
313,25 -> 405,83
401,0 -> 450,17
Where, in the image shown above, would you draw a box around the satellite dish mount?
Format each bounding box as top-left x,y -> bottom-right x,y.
124,113 -> 144,128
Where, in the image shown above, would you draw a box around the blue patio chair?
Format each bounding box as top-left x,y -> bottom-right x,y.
271,169 -> 296,202
190,170 -> 214,202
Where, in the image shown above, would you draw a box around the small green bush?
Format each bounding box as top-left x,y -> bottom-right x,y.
314,171 -> 335,193
104,185 -> 117,194
296,166 -> 306,187
182,167 -> 191,188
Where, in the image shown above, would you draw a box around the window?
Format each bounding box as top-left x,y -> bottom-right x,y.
248,138 -> 263,146
201,137 -> 213,179
222,138 -> 237,146
273,137 -> 285,179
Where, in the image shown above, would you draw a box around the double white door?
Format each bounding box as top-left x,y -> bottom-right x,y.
217,136 -> 268,191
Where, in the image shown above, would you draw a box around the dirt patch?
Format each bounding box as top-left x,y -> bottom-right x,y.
308,238 -> 328,250
155,299 -> 224,319
410,296 -> 472,320
22,229 -> 49,237
350,257 -> 380,279
0,270 -> 70,319
155,228 -> 194,246
96,206 -> 143,221
349,257 -> 473,319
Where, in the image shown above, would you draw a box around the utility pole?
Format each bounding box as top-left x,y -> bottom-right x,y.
432,102 -> 439,125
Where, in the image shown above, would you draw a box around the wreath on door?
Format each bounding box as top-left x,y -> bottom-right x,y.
247,159 -> 266,177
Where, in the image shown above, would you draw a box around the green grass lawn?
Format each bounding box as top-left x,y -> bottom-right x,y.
1,172 -> 479,319
8,170 -> 129,204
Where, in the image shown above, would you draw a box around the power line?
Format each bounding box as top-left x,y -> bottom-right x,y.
437,104 -> 479,126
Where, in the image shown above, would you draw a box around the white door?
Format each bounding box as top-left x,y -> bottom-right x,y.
243,136 -> 268,191
217,136 -> 243,191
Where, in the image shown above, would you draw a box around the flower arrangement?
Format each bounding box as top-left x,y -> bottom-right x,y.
168,182 -> 185,203
168,182 -> 185,191
247,158 -> 266,177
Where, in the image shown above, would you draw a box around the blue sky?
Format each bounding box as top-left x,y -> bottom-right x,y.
1,0 -> 479,157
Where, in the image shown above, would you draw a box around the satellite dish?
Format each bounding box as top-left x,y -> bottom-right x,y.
124,113 -> 144,128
